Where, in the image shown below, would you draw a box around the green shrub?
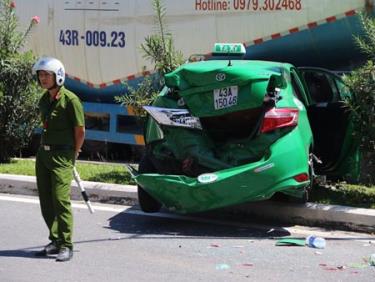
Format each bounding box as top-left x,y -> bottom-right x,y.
115,76 -> 159,118
0,0 -> 40,163
344,13 -> 375,184
115,0 -> 184,117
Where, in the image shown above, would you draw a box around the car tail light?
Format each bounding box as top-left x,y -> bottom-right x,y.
260,108 -> 299,133
294,173 -> 309,182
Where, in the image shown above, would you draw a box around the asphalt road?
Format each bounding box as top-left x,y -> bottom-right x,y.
0,193 -> 374,282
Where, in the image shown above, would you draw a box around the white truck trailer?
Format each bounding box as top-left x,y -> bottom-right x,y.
14,0 -> 374,156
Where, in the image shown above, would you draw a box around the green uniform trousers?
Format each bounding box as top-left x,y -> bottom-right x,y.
35,148 -> 75,249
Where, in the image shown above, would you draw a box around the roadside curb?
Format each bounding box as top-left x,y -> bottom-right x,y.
1,173 -> 374,233
0,174 -> 137,203
226,201 -> 375,233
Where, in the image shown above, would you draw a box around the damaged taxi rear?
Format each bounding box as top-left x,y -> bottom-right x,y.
130,45 -> 314,213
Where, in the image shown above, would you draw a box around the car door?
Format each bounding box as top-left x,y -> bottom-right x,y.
297,67 -> 359,180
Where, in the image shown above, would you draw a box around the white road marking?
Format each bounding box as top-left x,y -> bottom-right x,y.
0,194 -> 130,213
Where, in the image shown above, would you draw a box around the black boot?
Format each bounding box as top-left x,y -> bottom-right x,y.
35,242 -> 59,257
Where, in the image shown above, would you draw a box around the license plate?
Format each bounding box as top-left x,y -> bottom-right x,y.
213,86 -> 238,110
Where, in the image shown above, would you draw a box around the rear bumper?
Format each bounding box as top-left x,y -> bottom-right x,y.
135,129 -> 311,213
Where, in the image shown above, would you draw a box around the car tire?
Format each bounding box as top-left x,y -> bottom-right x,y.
137,154 -> 162,213
272,152 -> 313,204
294,153 -> 314,204
298,187 -> 309,204
301,151 -> 316,203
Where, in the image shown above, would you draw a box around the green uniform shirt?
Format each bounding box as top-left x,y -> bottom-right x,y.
39,86 -> 84,146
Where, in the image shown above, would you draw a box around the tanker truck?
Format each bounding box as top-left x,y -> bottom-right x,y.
14,0 -> 374,159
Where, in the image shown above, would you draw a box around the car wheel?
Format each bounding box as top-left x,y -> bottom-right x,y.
274,152 -> 313,204
301,151 -> 317,202
299,187 -> 309,203
137,154 -> 162,213
296,153 -> 314,204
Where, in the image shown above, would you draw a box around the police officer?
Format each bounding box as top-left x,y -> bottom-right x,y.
32,57 -> 85,262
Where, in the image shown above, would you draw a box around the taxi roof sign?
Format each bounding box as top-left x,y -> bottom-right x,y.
213,43 -> 246,56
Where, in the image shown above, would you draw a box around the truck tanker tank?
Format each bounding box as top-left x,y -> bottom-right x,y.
15,0 -> 374,100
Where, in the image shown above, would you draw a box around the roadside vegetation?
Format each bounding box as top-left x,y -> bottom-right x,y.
311,183 -> 375,209
115,0 -> 184,117
343,13 -> 375,185
0,159 -> 136,185
0,0 -> 40,163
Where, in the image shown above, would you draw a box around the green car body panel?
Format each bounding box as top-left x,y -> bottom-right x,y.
133,58 -> 358,214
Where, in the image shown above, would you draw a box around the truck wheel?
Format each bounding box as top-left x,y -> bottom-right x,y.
137,154 -> 162,213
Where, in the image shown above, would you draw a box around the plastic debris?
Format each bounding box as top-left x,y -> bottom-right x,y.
275,238 -> 305,246
215,264 -> 231,270
314,251 -> 323,255
305,235 -> 326,249
369,253 -> 375,266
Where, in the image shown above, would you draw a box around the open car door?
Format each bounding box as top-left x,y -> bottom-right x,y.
298,67 -> 360,180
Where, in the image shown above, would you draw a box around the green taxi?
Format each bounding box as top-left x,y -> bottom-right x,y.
128,43 -> 359,214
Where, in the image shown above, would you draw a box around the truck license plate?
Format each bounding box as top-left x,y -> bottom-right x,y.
213,86 -> 238,110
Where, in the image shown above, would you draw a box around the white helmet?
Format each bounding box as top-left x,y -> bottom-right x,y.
32,57 -> 65,86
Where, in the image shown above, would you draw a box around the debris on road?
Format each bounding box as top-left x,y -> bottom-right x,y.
275,238 -> 305,246
208,243 -> 221,248
215,264 -> 231,270
369,253 -> 375,266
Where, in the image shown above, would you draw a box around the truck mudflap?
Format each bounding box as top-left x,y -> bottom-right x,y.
129,158 -> 308,214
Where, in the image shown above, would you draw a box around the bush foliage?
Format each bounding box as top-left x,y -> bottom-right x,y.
140,0 -> 184,77
344,61 -> 375,153
114,76 -> 159,118
116,0 -> 184,117
0,0 -> 40,163
344,13 -> 375,184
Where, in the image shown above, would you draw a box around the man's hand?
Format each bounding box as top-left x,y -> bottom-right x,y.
75,150 -> 81,160
74,126 -> 85,159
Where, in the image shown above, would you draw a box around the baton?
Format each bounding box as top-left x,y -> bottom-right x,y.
73,167 -> 95,214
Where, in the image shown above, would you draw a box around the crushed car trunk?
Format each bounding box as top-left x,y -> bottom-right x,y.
143,61 -> 289,176
200,107 -> 264,141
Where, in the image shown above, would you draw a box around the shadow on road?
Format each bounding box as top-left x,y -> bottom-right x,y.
0,248 -> 52,259
106,206 -> 292,239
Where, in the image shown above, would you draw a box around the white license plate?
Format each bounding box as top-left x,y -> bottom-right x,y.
213,86 -> 238,110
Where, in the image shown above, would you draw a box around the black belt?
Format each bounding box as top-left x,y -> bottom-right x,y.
41,144 -> 73,151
